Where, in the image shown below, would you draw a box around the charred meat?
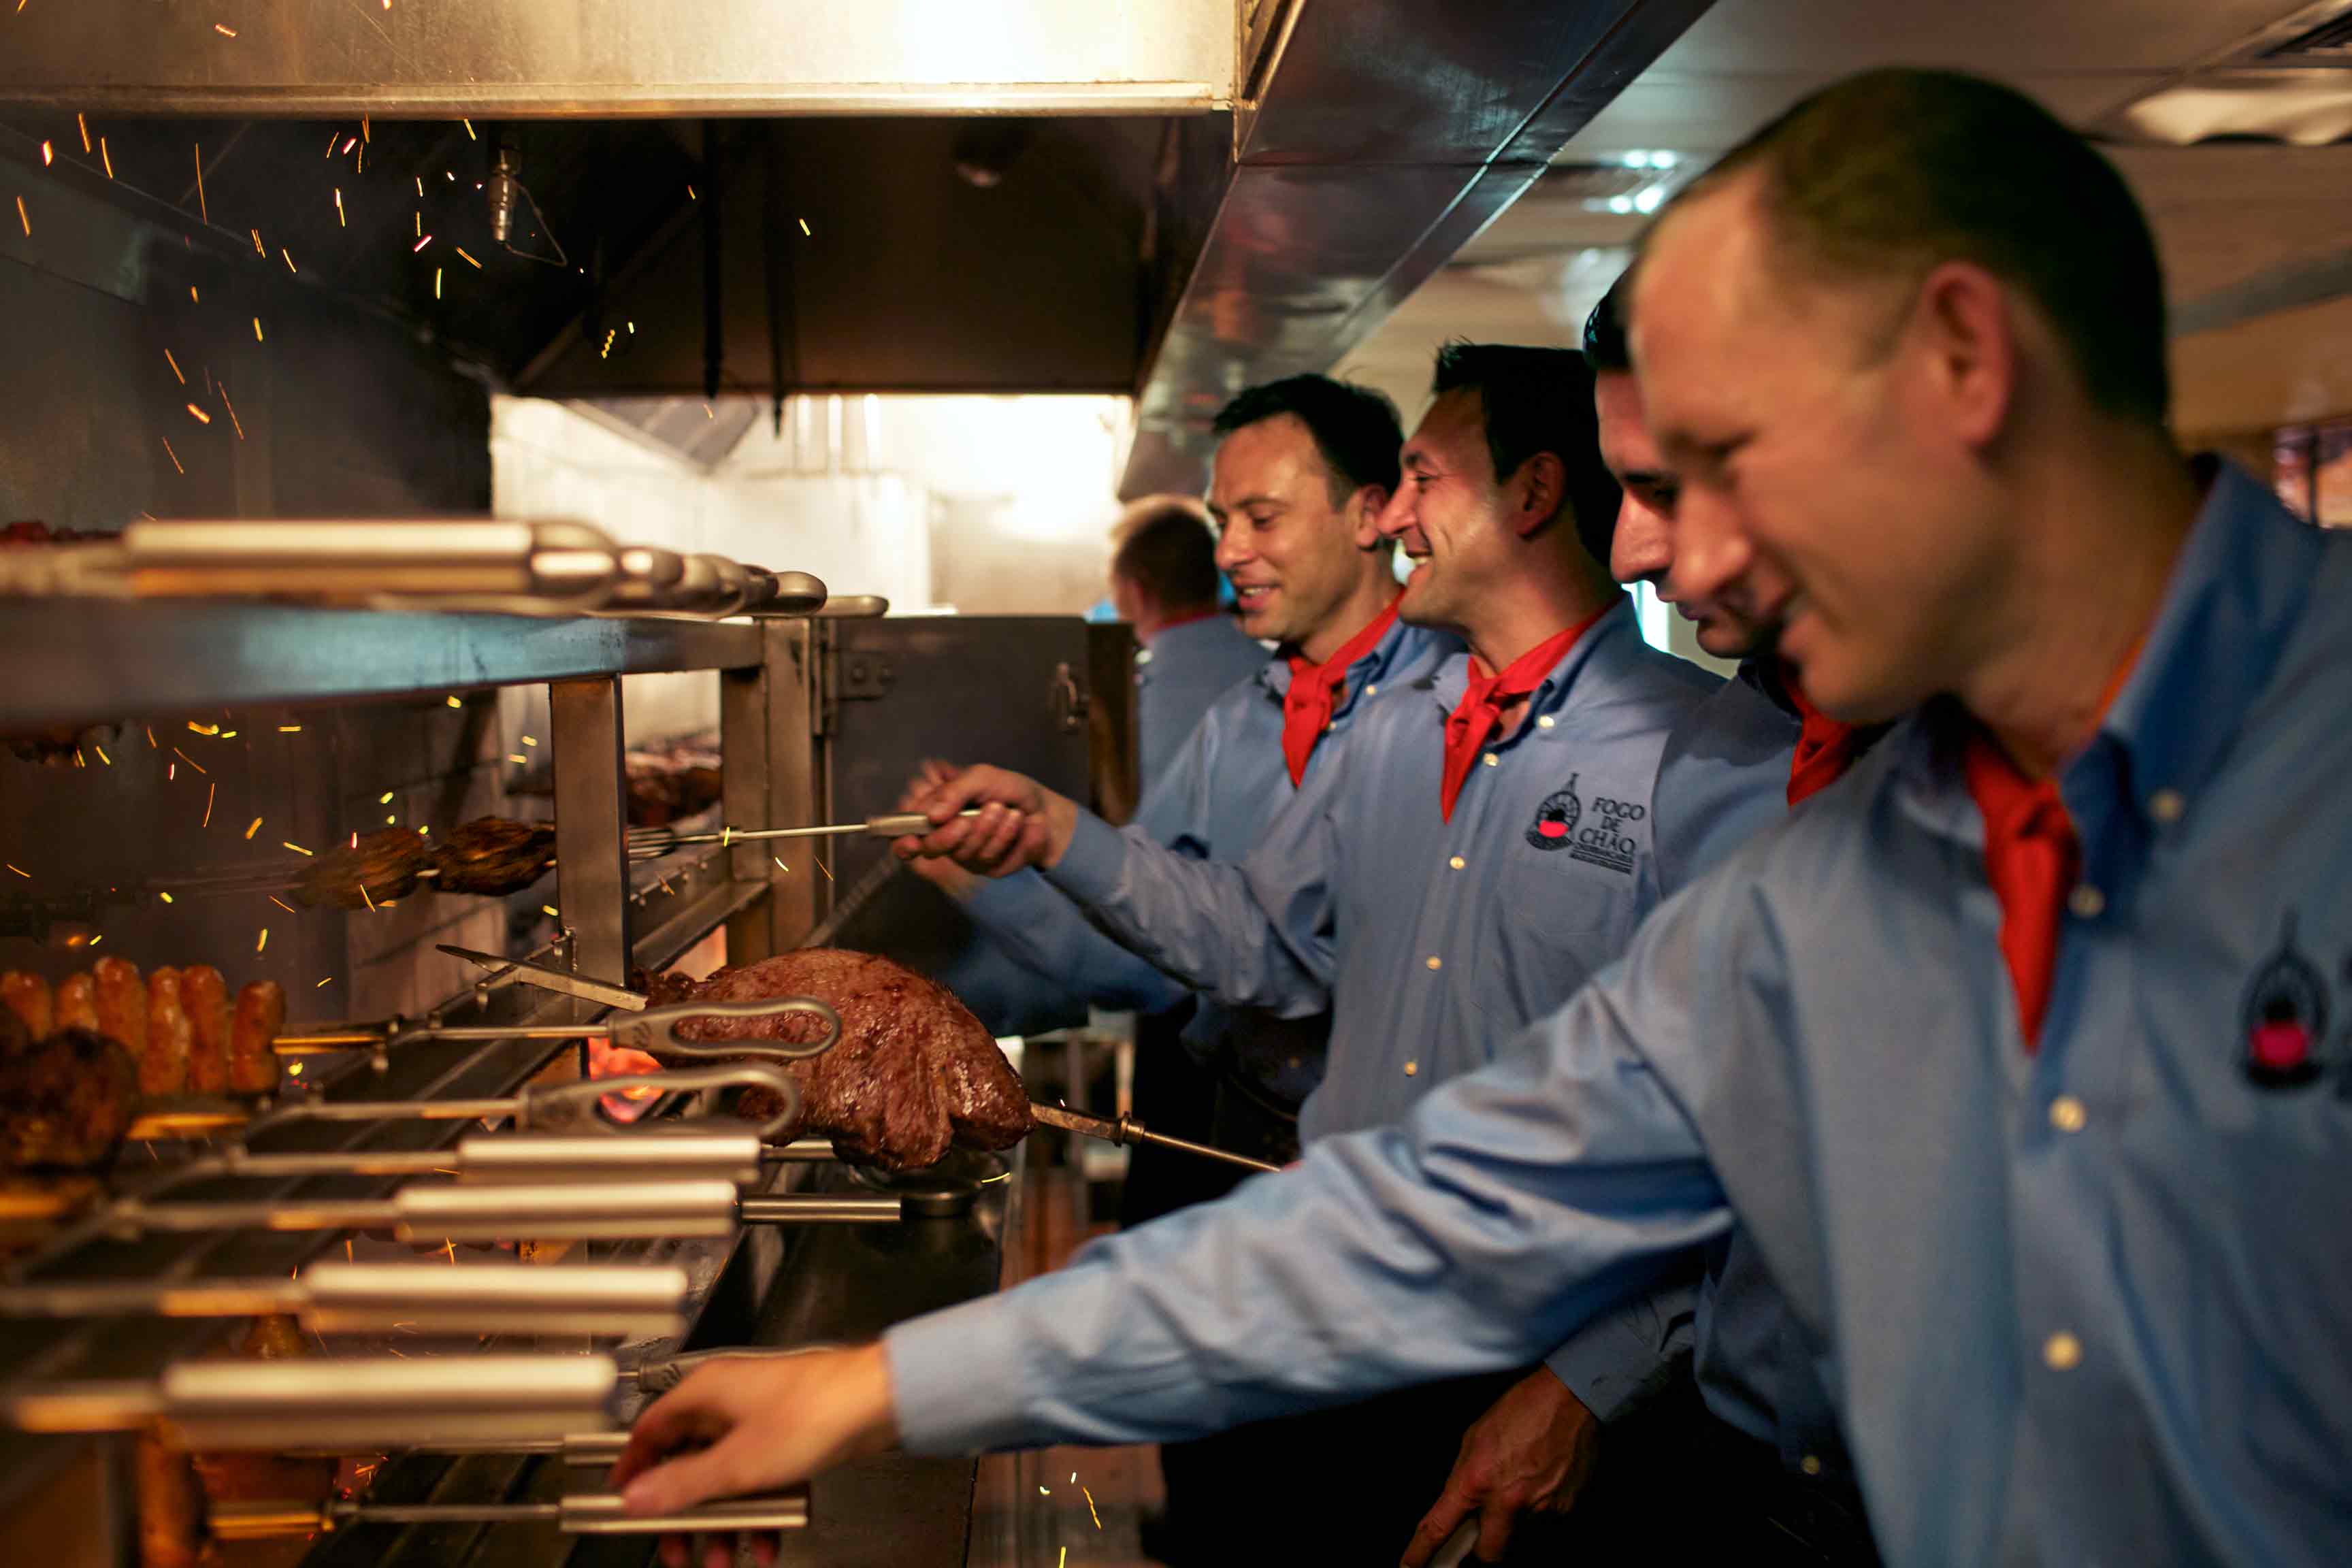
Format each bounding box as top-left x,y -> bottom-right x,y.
297,826 -> 429,909
430,816 -> 556,896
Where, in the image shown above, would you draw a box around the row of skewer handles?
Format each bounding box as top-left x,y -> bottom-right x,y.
0,517 -> 892,621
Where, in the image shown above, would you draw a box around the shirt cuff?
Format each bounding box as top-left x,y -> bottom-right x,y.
1043,808 -> 1128,906
885,1294 -> 1043,1455
1541,1281 -> 1696,1424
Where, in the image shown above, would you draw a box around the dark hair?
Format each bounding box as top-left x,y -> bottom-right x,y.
1429,342 -> 1619,565
1582,276 -> 1633,375
1661,69 -> 2167,425
1111,497 -> 1222,610
1211,374 -> 1404,504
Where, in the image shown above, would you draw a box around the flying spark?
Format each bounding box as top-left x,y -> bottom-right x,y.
165,348 -> 185,384
194,144 -> 207,223
212,21 -> 235,35
378,791 -> 393,804
252,317 -> 263,342
462,118 -> 475,139
219,385 -> 244,440
3,864 -> 25,879
687,184 -> 697,201
318,979 -> 333,988
77,114 -> 88,154
161,436 -> 184,474
246,817 -> 263,839
521,735 -> 536,746
435,267 -> 442,299
185,403 -> 211,425
334,188 -> 345,226
268,896 -> 295,913
172,747 -> 206,774
412,233 -> 431,252
203,781 -> 214,826
542,904 -> 559,918
800,216 -> 811,235
99,137 -> 112,179
282,840 -> 313,856
39,140 -> 51,166
250,227 -> 263,256
359,881 -> 375,911
189,286 -> 198,301
94,745 -> 110,764
282,247 -> 295,273
361,116 -> 370,144
159,892 -> 174,904
278,724 -> 301,732
168,763 -> 176,780
508,753 -> 526,764
455,246 -> 480,268
13,195 -> 26,237
601,329 -> 616,358
415,176 -> 423,197
324,130 -> 338,159
341,137 -> 357,156
256,927 -> 267,953
445,694 -> 461,708
414,210 -> 421,238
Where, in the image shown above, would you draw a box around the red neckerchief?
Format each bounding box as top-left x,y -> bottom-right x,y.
1959,638 -> 2144,1050
1280,602 -> 1400,787
1439,609 -> 1608,821
1782,663 -> 1864,806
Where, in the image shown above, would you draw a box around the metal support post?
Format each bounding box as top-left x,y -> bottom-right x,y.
550,677 -> 632,1000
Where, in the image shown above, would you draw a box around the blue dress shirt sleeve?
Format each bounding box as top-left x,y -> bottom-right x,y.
885,926 -> 1734,1453
1041,749 -> 1345,1023
1542,1279 -> 1698,1422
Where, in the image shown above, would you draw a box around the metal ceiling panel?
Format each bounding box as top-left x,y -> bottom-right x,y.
0,0 -> 1235,117
1121,0 -> 1716,497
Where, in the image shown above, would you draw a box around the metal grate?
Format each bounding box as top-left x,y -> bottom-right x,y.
2258,7 -> 2352,62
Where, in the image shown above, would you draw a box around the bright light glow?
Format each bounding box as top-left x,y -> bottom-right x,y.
1632,583 -> 1670,653
1633,185 -> 1666,214
1607,195 -> 1635,215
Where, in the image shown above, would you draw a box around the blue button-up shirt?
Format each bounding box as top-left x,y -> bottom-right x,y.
1135,612 -> 1269,787
1048,600 -> 1718,1145
954,616 -> 1458,1106
1646,659 -> 1800,905
888,464 -> 2352,1565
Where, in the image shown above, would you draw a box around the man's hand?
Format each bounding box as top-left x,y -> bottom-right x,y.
1400,1367 -> 1600,1566
610,1344 -> 899,1568
890,763 -> 1078,877
896,762 -> 981,897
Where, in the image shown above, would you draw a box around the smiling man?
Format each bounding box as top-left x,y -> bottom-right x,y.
875,344 -> 1721,1563
615,69 -> 2352,1568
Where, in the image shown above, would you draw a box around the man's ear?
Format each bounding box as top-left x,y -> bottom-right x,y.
1512,452 -> 1566,540
1912,260 -> 2014,452
1348,485 -> 1390,549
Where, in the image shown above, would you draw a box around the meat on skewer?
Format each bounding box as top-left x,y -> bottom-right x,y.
144,968 -> 193,1097
91,956 -> 148,1068
653,949 -> 1032,1171
229,981 -> 284,1096
431,817 -> 556,896
297,826 -> 429,910
53,972 -> 98,1032
0,1025 -> 138,1168
182,964 -> 233,1096
1,970 -> 50,1038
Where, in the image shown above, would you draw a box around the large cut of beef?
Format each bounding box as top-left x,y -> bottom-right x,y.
651,949 -> 1031,1171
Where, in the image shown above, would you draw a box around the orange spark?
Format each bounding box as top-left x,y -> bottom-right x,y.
250,227 -> 263,256
212,22 -> 235,36
282,247 -> 295,274
165,348 -> 185,385
202,782 -> 214,826
334,188 -> 344,227
172,747 -> 206,774
455,246 -> 480,268
282,840 -> 313,856
193,144 -> 207,223
252,316 -> 263,342
39,140 -> 52,166
219,385 -> 244,440
267,896 -> 295,913
77,114 -> 88,154
412,233 -> 431,252
185,402 -> 211,425
13,195 -> 26,237
161,436 -> 184,474
255,927 -> 267,953
99,137 -> 112,180
461,118 -> 475,139
246,817 -> 263,839
434,266 -> 441,299
3,864 -> 26,879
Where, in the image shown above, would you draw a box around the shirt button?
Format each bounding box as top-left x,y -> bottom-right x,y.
1403,1060 -> 1418,1077
2048,1095 -> 2087,1133
1365,683 -> 1379,696
2148,788 -> 2184,823
1537,715 -> 1555,730
1448,855 -> 1466,870
1424,956 -> 1442,970
1482,753 -> 1499,767
2042,1331 -> 2082,1371
1799,1454 -> 1822,1477
2068,884 -> 2106,919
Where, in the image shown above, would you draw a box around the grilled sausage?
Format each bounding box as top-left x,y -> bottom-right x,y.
53,970 -> 99,1032
1,972 -> 51,1039
135,1432 -> 207,1568
229,981 -> 284,1096
142,968 -> 192,1097
91,956 -> 147,1064
181,964 -> 232,1096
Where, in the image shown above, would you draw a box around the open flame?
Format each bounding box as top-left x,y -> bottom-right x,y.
584,1037 -> 664,1122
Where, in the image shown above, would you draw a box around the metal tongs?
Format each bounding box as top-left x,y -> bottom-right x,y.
273,991 -> 842,1076
246,1060 -> 808,1143
209,1490 -> 811,1540
627,808 -> 981,856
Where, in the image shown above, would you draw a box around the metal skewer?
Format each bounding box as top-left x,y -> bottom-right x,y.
627,808 -> 981,854
0,1262 -> 691,1339
272,994 -> 842,1077
210,1490 -> 811,1539
1029,1102 -> 1281,1173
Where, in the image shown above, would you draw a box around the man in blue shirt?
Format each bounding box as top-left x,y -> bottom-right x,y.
615,72 -> 2352,1567
895,346 -> 1720,1561
915,373 -> 1450,1563
1108,496 -> 1269,786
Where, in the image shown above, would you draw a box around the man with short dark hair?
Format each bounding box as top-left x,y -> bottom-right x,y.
891,343 -> 1720,1561
616,69 -> 2352,1565
1107,495 -> 1267,786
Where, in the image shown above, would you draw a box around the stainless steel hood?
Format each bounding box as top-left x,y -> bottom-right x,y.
0,0 -> 1712,481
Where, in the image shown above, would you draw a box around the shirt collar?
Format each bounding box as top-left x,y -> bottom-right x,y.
1891,457 -> 2321,847
1259,606 -> 1411,703
1428,598 -> 1635,715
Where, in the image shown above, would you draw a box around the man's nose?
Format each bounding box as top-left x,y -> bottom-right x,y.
1372,485 -> 1413,540
1213,526 -> 1250,573
1669,488 -> 1752,607
1608,499 -> 1673,590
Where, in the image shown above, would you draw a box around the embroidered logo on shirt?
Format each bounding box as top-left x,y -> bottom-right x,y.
1526,774 -> 1582,851
1526,777 -> 1646,875
2240,913 -> 2328,1090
